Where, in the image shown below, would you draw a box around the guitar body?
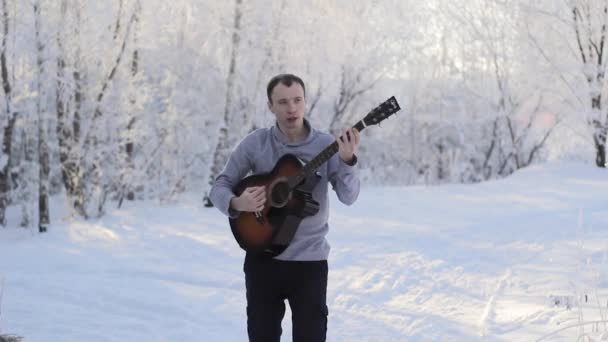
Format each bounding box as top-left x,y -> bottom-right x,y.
229,154 -> 320,256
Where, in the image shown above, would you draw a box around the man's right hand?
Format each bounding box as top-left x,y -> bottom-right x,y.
230,186 -> 266,212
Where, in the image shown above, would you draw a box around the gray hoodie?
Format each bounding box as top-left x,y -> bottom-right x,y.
209,119 -> 360,261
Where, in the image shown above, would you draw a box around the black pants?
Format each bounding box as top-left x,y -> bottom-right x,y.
244,253 -> 328,342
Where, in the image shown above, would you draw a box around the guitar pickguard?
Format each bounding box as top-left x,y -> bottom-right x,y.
295,156 -> 322,191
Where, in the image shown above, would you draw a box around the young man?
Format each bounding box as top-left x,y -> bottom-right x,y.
209,74 -> 360,342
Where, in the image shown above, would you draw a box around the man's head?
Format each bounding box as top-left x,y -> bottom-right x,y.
266,74 -> 306,104
267,74 -> 306,134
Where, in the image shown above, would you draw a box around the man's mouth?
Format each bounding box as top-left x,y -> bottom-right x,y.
287,117 -> 298,123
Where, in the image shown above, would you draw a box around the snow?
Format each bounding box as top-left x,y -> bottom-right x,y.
1,161 -> 607,341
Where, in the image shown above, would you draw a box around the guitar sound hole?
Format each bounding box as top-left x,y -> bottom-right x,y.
270,181 -> 290,207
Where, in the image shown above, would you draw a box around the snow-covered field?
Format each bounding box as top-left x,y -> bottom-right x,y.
0,162 -> 607,341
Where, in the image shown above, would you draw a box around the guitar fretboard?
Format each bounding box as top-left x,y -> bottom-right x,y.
288,120 -> 366,189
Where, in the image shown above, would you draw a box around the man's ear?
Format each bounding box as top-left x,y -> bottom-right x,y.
267,101 -> 272,111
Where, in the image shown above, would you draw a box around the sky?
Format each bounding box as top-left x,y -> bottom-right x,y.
0,161 -> 607,341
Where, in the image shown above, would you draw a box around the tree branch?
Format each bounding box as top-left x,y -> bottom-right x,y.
573,6 -> 589,65
81,9 -> 138,151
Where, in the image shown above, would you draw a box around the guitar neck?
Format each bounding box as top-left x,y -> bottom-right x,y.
288,120 -> 366,189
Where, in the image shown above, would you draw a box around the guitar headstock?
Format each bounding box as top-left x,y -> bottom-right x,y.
363,96 -> 401,127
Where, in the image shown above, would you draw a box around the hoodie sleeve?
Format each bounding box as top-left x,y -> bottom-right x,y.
209,137 -> 252,218
327,153 -> 360,205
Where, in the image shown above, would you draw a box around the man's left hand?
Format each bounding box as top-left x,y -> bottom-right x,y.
337,127 -> 360,165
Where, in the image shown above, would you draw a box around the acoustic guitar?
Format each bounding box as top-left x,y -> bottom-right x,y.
230,96 -> 401,256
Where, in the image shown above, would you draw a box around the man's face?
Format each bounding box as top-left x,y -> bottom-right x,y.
268,82 -> 306,131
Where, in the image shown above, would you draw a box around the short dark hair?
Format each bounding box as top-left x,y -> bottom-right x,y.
266,74 -> 306,103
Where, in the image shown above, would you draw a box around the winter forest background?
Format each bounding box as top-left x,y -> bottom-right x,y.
0,0 -> 606,231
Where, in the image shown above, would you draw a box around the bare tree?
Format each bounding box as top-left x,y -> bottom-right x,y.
329,65 -> 381,136
117,0 -> 141,207
204,0 -> 243,207
0,0 -> 17,226
56,0 -> 86,218
326,2 -> 386,136
571,0 -> 608,167
497,94 -> 559,174
34,0 -> 49,232
444,0 -> 557,180
54,0 -> 137,218
81,5 -> 138,217
248,0 -> 286,131
113,0 -> 124,40
524,0 -> 608,168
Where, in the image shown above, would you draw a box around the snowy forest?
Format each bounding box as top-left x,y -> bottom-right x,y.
0,0 -> 606,230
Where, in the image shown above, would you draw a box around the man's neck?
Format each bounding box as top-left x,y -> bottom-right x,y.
278,123 -> 308,143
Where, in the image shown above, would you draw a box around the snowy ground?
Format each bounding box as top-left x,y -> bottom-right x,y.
0,162 -> 607,341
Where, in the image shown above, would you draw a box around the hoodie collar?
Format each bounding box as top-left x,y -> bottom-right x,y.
271,118 -> 316,147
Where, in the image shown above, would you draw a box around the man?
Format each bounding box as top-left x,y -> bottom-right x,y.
209,73 -> 360,342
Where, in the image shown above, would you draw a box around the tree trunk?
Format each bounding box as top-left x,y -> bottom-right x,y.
204,0 -> 243,207
113,0 -> 124,40
0,0 -> 16,226
572,2 -> 608,168
81,6 -> 137,217
593,115 -> 607,168
118,0 -> 140,207
34,0 -> 49,232
125,0 -> 140,202
55,0 -> 87,218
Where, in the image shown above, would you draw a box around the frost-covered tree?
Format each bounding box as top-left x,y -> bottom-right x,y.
0,0 -> 598,226
524,0 -> 608,168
